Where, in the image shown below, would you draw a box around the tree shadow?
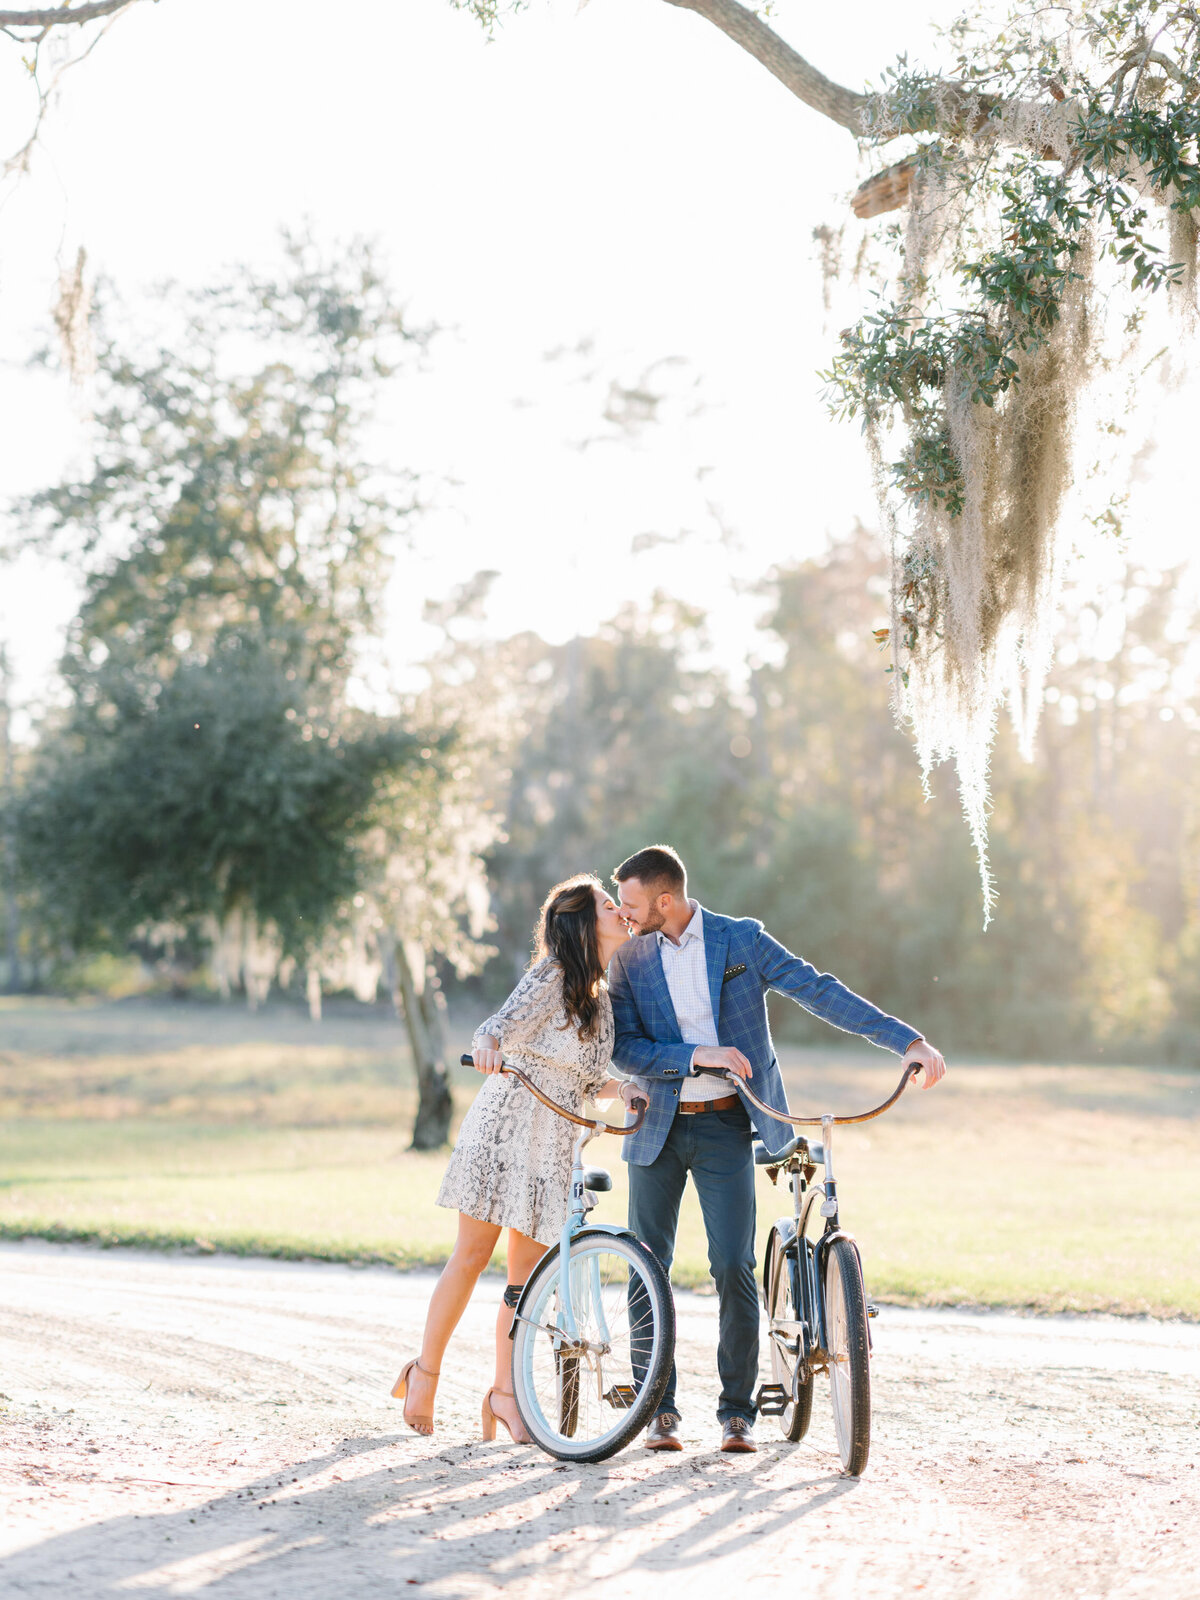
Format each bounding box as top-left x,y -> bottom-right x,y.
0,1430 -> 859,1595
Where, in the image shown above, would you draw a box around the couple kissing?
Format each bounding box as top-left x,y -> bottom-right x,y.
393,843 -> 946,1451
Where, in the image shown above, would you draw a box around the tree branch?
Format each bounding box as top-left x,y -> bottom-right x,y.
661,0 -> 869,132
659,0 -> 1081,222
852,157 -> 917,219
0,1 -> 135,27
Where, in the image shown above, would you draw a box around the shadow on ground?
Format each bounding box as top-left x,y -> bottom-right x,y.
0,1430 -> 856,1596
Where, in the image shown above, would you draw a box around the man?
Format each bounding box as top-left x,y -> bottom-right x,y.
608,843 -> 945,1455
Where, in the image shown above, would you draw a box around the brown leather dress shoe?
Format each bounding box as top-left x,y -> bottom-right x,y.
720,1417 -> 758,1453
645,1412 -> 683,1451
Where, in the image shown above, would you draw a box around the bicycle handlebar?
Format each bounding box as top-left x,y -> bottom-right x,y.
459,1053 -> 649,1136
694,1060 -> 924,1126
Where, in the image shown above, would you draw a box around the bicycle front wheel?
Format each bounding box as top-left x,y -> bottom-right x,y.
511,1231 -> 674,1463
824,1235 -> 871,1476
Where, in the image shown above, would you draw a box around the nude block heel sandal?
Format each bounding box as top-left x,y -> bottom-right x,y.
481,1387 -> 529,1444
391,1358 -> 439,1435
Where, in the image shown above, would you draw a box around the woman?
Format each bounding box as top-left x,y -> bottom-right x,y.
392,874 -> 629,1442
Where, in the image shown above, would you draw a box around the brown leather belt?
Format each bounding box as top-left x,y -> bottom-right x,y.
677,1094 -> 740,1115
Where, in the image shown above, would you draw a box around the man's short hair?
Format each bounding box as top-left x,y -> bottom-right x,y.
613,844 -> 686,899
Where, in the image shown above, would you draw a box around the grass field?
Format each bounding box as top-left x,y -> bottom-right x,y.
1,995 -> 1198,1315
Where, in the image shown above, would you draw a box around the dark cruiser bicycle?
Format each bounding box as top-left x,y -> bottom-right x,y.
460,1054 -> 675,1462
694,1059 -> 926,1477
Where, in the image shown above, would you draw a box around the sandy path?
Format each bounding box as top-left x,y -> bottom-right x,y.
0,1242 -> 1197,1599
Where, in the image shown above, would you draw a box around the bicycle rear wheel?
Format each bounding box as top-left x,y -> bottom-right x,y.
824,1235 -> 871,1475
765,1228 -> 814,1442
511,1231 -> 674,1463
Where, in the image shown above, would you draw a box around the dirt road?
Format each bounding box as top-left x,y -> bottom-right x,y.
0,1241 -> 1197,1598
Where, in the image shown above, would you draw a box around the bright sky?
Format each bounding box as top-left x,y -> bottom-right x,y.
0,0 -> 1195,726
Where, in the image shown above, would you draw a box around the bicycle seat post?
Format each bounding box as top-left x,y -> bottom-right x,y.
819,1113 -> 839,1222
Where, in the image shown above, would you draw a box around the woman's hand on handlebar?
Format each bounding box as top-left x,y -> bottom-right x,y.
472,1037 -> 505,1075
618,1081 -> 649,1115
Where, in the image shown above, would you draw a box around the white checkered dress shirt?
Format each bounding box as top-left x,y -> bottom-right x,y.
657,900 -> 724,1103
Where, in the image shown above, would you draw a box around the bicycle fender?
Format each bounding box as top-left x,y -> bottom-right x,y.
507,1225 -> 643,1337
814,1225 -> 857,1285
572,1222 -> 641,1242
815,1228 -> 872,1355
762,1218 -> 799,1302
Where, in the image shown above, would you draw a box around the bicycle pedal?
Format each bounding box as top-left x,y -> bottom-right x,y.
603,1384 -> 638,1410
754,1383 -> 788,1416
867,1304 -> 879,1318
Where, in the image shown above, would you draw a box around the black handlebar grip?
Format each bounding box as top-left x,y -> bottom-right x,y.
460,1053 -> 474,1067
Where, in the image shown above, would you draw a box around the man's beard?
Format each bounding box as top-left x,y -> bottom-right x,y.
635,905 -> 666,937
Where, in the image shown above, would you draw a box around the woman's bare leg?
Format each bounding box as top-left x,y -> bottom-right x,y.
486,1229 -> 548,1437
402,1213 -> 501,1427
492,1229 -> 548,1389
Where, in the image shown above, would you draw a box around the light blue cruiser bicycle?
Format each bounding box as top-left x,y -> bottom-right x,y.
460,1054 -> 676,1462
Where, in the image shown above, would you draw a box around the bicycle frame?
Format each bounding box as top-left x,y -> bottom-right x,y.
555,1120 -> 609,1343
699,1066 -> 919,1397
456,1054 -> 647,1349
766,1117 -> 870,1386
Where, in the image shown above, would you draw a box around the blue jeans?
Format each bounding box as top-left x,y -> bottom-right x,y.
628,1101 -> 759,1424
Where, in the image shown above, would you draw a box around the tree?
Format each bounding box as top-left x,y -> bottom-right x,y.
16,642 -> 418,951
1,3 -> 138,182
13,235 -> 495,1146
7,1 -> 1199,911
464,0 -> 1200,915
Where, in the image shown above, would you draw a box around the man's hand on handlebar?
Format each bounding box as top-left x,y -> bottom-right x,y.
471,1036 -> 504,1075
691,1045 -> 753,1080
903,1037 -> 947,1089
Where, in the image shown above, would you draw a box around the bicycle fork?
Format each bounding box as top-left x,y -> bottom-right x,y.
784,1118 -> 843,1377
810,1117 -> 875,1356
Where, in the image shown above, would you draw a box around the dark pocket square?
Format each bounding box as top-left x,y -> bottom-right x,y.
722,963 -> 747,983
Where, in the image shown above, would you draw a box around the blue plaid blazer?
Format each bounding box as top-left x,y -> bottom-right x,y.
608,907 -> 920,1167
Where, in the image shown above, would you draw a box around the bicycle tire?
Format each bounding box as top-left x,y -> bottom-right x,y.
511,1231 -> 674,1463
765,1228 -> 814,1442
824,1235 -> 871,1476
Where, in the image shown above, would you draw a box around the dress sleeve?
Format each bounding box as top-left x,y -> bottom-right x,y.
473,959 -> 562,1056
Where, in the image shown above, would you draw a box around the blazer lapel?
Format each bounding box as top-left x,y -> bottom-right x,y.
702,911 -> 730,1029
642,937 -> 682,1040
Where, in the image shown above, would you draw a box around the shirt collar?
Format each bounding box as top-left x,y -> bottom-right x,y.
657,899 -> 702,949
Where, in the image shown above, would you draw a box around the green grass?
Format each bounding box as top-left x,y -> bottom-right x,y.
1,996 -> 1198,1314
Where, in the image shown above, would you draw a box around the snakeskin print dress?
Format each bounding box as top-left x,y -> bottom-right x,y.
436,957 -> 614,1246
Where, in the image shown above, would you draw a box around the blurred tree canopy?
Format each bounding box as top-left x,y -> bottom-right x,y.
464,0 -> 1200,916
10,235 -> 496,1145
452,528 -> 1198,1063
16,638 -> 420,959
1,226 -> 1194,1090
7,0 -> 1199,912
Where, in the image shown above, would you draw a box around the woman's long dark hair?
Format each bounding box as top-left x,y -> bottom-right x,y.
534,874 -> 606,1040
